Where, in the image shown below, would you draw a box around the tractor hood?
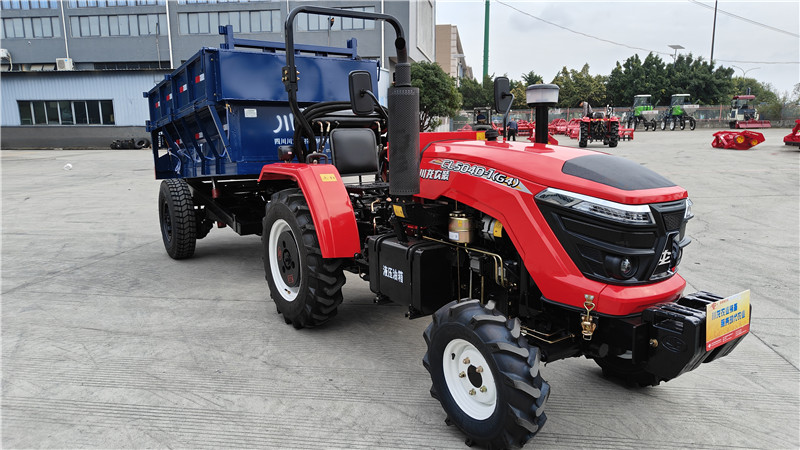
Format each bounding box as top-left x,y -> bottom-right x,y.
419,137 -> 687,205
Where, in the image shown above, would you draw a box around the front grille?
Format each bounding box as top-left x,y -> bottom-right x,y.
537,199 -> 689,285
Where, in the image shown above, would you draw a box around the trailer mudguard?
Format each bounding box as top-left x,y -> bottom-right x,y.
258,164 -> 360,259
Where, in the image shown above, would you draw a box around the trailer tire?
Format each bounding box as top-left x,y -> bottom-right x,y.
262,188 -> 345,329
158,179 -> 197,259
594,354 -> 660,387
423,299 -> 549,449
578,122 -> 588,147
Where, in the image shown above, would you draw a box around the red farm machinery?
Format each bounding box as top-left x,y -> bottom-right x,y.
145,7 -> 751,449
729,94 -> 771,129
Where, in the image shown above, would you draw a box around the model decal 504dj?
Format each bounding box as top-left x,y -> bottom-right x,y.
145,7 -> 750,449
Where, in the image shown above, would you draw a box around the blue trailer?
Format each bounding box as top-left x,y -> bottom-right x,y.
144,24 -> 383,243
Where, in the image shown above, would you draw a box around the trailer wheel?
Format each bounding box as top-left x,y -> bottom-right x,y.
158,179 -> 197,259
578,122 -> 589,147
594,354 -> 660,387
689,117 -> 697,130
423,299 -> 549,449
608,122 -> 619,148
262,188 -> 345,328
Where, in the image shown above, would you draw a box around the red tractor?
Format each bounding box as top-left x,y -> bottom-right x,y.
578,109 -> 620,148
148,7 -> 750,449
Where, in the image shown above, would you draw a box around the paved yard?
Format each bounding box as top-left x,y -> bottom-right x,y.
2,128 -> 798,448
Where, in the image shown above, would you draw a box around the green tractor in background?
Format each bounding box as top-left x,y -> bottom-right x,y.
659,94 -> 697,131
626,95 -> 658,131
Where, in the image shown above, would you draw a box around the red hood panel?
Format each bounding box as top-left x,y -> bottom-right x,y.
421,139 -> 687,204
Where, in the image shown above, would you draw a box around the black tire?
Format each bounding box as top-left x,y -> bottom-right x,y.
669,118 -> 676,131
423,299 -> 549,449
689,117 -> 696,130
262,188 -> 346,328
135,138 -> 149,149
158,179 -> 197,259
608,121 -> 619,148
650,119 -> 657,131
660,118 -> 667,130
578,122 -> 588,147
594,354 -> 660,387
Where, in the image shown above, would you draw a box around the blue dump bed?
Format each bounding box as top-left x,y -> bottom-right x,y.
145,30 -> 379,179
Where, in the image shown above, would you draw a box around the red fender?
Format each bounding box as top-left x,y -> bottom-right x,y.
258,163 -> 360,259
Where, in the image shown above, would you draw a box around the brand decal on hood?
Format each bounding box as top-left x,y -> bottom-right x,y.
423,159 -> 531,194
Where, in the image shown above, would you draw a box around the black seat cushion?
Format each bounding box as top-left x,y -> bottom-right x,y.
329,128 -> 379,176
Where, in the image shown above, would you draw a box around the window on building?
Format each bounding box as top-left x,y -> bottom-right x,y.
1,0 -> 58,9
16,100 -> 116,125
69,14 -> 165,37
296,6 -> 374,32
178,10 -> 278,35
67,0 -> 166,7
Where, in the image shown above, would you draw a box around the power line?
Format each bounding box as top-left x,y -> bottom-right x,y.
495,1 -> 799,65
688,0 -> 799,38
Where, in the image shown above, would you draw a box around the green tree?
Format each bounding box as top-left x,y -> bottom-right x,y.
410,61 -> 462,131
730,77 -> 779,104
606,53 -> 667,106
458,76 -> 492,110
521,70 -> 543,86
665,54 -> 734,104
551,64 -> 606,108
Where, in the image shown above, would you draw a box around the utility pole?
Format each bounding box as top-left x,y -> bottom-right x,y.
710,0 -> 718,64
483,0 -> 489,81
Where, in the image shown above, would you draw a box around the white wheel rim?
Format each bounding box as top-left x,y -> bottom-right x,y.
442,338 -> 497,420
268,219 -> 299,302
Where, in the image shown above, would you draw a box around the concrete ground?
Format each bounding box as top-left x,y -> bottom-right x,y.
2,127 -> 798,449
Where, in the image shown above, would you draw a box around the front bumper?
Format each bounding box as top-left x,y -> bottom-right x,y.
641,291 -> 750,381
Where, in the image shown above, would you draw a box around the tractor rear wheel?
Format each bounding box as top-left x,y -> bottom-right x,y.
689,117 -> 697,130
650,119 -> 657,131
608,122 -> 619,148
578,122 -> 589,147
660,118 -> 667,130
669,118 -> 676,131
262,188 -> 345,328
158,179 -> 197,259
594,354 -> 660,387
424,299 -> 549,449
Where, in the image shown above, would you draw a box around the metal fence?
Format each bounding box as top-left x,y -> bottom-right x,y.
450,104 -> 800,131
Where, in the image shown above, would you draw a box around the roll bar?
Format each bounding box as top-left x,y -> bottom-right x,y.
283,6 -> 409,160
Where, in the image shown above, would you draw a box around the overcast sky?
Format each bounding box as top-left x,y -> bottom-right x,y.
436,0 -> 799,98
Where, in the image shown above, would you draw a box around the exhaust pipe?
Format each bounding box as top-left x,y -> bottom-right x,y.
388,58 -> 420,197
526,84 -> 560,144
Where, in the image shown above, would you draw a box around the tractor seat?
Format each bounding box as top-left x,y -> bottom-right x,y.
329,128 -> 379,177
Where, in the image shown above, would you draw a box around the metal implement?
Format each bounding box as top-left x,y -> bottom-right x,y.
711,130 -> 765,150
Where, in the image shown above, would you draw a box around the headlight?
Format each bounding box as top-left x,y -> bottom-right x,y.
684,198 -> 694,220
535,188 -> 654,225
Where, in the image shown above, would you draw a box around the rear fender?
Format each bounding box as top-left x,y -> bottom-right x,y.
258,163 -> 360,259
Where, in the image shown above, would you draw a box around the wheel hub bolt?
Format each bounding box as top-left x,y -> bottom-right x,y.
463,357 -> 470,364
469,389 -> 476,396
476,366 -> 483,373
459,371 -> 466,378
480,386 -> 487,393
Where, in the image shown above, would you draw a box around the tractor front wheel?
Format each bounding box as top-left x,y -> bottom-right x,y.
262,188 -> 346,328
424,300 -> 549,449
578,122 -> 589,147
669,118 -> 677,131
689,117 -> 697,130
158,179 -> 197,259
660,118 -> 667,130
